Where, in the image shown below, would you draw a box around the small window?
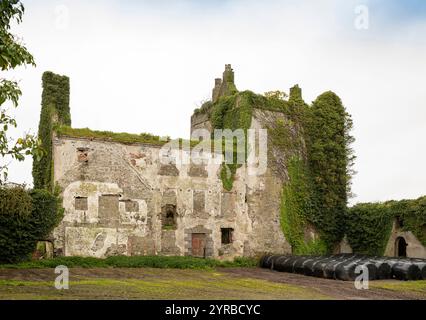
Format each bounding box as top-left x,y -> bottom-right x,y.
125,200 -> 139,212
75,196 -> 88,211
162,204 -> 177,229
221,228 -> 234,245
77,148 -> 89,163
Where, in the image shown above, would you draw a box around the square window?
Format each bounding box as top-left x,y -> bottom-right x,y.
221,228 -> 233,245
75,197 -> 88,211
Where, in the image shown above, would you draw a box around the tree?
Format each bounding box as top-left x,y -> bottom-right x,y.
0,0 -> 43,183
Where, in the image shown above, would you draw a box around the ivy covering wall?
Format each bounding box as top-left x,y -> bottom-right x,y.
346,196 -> 426,255
304,91 -> 355,251
200,84 -> 355,254
32,71 -> 70,191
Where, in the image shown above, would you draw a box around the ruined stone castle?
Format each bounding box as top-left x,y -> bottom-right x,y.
38,65 -> 425,260
49,65 -> 294,259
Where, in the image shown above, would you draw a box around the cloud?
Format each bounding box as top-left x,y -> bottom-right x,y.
5,0 -> 426,205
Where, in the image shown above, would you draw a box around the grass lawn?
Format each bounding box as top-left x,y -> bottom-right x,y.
0,268 -> 329,300
0,256 -> 425,300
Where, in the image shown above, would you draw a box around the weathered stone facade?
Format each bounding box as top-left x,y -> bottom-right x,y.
49,64 -> 295,259
52,133 -> 291,259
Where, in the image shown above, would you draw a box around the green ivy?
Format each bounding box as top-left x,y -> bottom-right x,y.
32,71 -> 70,191
346,196 -> 426,255
280,157 -> 327,255
209,89 -> 298,190
304,91 -> 355,251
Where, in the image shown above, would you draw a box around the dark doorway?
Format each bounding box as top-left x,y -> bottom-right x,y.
191,233 -> 206,257
395,237 -> 407,257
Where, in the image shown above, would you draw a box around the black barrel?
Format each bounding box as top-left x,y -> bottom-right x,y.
273,255 -> 294,272
280,256 -> 301,273
335,258 -> 377,281
261,255 -> 280,269
303,256 -> 326,277
293,256 -> 312,274
334,255 -> 366,281
410,261 -> 426,280
368,257 -> 392,280
392,262 -> 421,281
335,261 -> 359,281
312,256 -> 336,278
359,261 -> 378,280
323,255 -> 355,279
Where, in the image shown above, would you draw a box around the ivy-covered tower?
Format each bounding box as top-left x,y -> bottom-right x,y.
212,64 -> 238,103
32,71 -> 71,190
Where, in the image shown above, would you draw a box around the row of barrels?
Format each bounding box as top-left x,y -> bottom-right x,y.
261,254 -> 426,281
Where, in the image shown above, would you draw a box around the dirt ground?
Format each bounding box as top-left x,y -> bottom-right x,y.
0,267 -> 424,300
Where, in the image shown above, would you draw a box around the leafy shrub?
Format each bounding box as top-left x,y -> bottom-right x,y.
0,255 -> 259,269
0,187 -> 62,263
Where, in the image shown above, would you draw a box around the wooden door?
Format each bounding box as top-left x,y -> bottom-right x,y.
191,233 -> 206,257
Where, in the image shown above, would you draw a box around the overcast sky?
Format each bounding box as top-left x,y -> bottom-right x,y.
4,0 -> 426,205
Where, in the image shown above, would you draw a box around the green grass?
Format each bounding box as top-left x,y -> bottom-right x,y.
55,125 -> 168,146
0,269 -> 330,300
370,280 -> 426,294
0,255 -> 259,270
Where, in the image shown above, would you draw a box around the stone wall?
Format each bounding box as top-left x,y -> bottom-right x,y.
52,128 -> 292,259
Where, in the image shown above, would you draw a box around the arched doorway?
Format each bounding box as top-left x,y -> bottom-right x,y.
395,237 -> 407,257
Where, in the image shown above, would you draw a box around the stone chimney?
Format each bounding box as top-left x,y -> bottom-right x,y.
212,78 -> 222,103
212,64 -> 238,103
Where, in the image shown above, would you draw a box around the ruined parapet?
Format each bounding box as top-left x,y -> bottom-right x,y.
191,65 -> 238,134
212,78 -> 222,103
212,64 -> 238,103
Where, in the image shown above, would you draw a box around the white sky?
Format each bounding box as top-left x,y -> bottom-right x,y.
5,0 -> 426,205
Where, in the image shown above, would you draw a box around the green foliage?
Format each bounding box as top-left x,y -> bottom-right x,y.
346,196 -> 426,255
304,91 -> 355,250
55,125 -> 168,146
345,202 -> 393,255
0,1 -> 35,70
209,90 -> 291,190
193,101 -> 212,115
32,72 -> 71,190
0,187 -> 63,263
40,72 -> 71,126
210,92 -> 255,190
0,255 -> 259,269
280,158 -> 326,255
390,197 -> 426,246
0,1 -> 42,183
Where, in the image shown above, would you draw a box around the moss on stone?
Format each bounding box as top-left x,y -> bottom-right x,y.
55,125 -> 168,146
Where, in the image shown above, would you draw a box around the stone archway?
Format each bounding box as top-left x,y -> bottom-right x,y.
395,236 -> 407,257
